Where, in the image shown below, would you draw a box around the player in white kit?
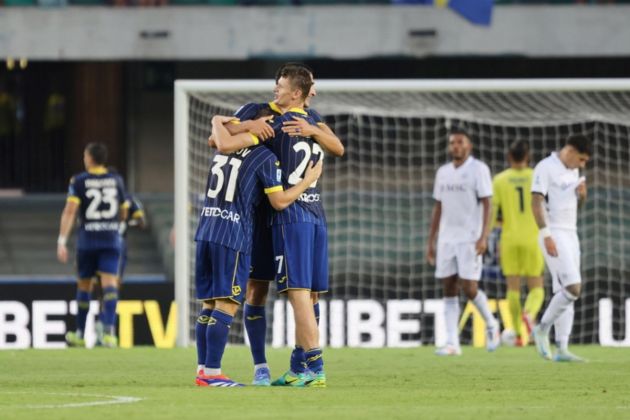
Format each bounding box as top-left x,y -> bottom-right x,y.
531,134 -> 591,362
426,128 -> 500,356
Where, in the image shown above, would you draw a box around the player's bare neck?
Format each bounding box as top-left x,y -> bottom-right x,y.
452,155 -> 470,168
285,101 -> 306,114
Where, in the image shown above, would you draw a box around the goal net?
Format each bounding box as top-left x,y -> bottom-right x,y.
175,79 -> 630,348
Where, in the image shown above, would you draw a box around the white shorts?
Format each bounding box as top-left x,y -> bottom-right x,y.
435,241 -> 482,281
539,229 -> 581,293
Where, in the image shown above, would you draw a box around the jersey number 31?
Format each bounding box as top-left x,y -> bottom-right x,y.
207,155 -> 242,203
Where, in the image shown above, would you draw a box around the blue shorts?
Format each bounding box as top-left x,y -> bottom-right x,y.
76,247 -> 122,279
271,222 -> 328,294
250,218 -> 275,281
195,241 -> 250,304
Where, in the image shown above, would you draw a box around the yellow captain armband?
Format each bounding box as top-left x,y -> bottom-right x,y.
249,133 -> 260,146
67,196 -> 80,204
229,119 -> 241,125
264,185 -> 283,194
121,200 -> 131,209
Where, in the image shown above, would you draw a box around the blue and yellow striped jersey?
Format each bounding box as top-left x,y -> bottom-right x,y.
194,145 -> 282,254
267,108 -> 326,226
66,167 -> 128,250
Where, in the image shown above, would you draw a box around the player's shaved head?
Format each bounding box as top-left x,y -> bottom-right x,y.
508,140 -> 530,164
85,142 -> 108,166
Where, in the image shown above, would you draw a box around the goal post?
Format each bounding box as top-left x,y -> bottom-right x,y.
174,78 -> 630,348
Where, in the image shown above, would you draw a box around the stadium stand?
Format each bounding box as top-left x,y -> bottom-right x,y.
0,195 -> 170,279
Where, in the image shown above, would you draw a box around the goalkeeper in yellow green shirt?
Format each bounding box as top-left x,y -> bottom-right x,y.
492,140 -> 545,346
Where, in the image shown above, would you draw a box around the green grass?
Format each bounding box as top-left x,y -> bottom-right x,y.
1,346 -> 629,420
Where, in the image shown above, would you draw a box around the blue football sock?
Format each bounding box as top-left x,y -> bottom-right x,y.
290,346 -> 306,374
76,290 -> 91,338
305,348 -> 324,374
195,308 -> 213,367
205,310 -> 234,370
244,304 -> 267,365
102,286 -> 118,336
313,302 -> 320,326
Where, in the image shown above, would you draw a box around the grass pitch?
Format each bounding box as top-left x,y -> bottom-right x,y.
1,346 -> 628,420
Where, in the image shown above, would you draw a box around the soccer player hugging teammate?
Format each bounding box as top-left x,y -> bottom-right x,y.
426,128 -> 500,356
531,135 -> 591,362
207,63 -> 343,387
57,143 -> 129,348
492,140 -> 545,346
265,65 -> 344,388
194,112 -> 323,387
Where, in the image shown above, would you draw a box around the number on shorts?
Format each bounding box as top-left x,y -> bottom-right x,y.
275,255 -> 284,274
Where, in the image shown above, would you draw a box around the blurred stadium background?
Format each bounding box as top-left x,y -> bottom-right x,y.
1,0 -> 630,352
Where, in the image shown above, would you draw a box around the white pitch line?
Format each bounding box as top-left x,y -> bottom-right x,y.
1,392 -> 142,409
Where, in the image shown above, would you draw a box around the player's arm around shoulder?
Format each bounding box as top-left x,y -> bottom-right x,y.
282,116 -> 344,157
211,115 -> 261,154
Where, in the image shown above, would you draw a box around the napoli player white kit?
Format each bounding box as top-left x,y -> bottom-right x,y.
532,153 -> 583,295
531,152 -> 586,361
434,158 -> 493,280
433,156 -> 500,354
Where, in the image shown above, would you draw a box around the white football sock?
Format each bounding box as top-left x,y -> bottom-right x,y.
254,363 -> 269,372
471,289 -> 497,329
204,368 -> 221,376
444,297 -> 461,348
554,302 -> 574,351
540,290 -> 576,333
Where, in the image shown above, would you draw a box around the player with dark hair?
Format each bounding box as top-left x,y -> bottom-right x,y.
194,114 -> 322,387
426,129 -> 500,356
492,140 -> 545,346
531,134 -> 591,362
206,62 -> 343,386
57,142 -> 129,348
